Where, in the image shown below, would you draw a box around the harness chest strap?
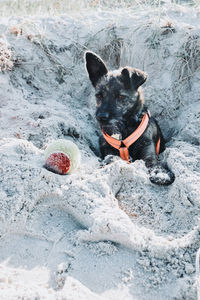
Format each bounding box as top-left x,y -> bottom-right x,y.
102,112 -> 160,163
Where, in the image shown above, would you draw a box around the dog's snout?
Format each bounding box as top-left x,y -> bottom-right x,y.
96,111 -> 110,122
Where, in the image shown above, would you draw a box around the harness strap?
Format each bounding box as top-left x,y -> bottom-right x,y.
119,147 -> 129,162
102,132 -> 121,150
156,136 -> 160,156
102,111 -> 160,163
123,113 -> 150,148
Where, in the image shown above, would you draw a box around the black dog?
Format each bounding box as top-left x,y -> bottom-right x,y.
85,51 -> 175,185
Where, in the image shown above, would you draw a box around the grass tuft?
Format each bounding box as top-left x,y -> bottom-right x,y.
175,34 -> 200,83
0,35 -> 13,71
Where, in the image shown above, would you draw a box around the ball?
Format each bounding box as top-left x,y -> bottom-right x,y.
44,139 -> 81,175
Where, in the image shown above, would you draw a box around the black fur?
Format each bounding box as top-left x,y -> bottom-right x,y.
85,51 -> 175,185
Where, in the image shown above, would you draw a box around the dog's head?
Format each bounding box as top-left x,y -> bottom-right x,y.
85,51 -> 147,136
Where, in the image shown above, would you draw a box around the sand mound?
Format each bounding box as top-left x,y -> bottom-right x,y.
0,4 -> 200,299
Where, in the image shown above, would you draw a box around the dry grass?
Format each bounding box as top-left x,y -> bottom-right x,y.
171,33 -> 200,103
10,20 -> 46,42
0,36 -> 13,72
176,35 -> 200,82
0,0 -> 198,16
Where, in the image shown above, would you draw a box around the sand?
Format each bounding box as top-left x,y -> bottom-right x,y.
0,3 -> 200,299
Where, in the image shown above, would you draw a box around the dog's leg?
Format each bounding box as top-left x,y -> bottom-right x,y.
142,143 -> 175,186
99,136 -> 120,165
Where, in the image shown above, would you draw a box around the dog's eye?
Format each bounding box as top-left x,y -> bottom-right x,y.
118,94 -> 126,100
96,93 -> 103,99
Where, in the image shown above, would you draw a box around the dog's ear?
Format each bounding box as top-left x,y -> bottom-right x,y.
85,51 -> 108,87
121,67 -> 147,90
131,68 -> 147,89
121,68 -> 131,89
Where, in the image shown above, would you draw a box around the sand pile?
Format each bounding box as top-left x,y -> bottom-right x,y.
0,4 -> 200,299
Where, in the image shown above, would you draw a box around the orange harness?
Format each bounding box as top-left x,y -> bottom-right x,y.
102,112 -> 160,163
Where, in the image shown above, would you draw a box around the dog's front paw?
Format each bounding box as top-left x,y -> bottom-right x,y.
149,165 -> 175,186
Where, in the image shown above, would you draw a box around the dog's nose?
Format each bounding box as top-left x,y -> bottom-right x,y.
96,111 -> 110,122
